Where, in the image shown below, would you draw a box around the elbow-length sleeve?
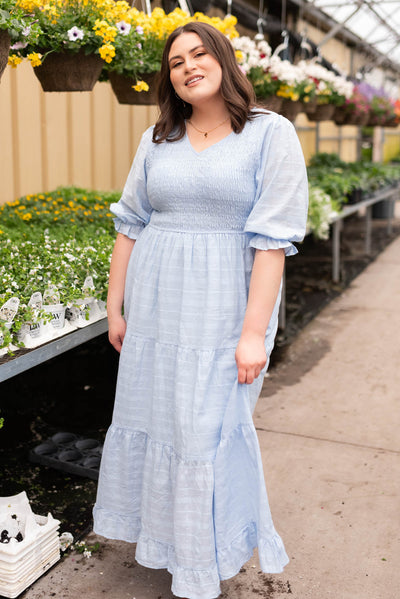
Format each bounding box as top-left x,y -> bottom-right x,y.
244,115 -> 309,256
110,127 -> 154,239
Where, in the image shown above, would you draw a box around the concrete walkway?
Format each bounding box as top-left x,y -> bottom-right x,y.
21,236 -> 400,599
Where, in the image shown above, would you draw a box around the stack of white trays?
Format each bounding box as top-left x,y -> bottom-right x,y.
0,492 -> 60,598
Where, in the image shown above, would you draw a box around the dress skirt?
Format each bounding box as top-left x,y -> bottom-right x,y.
93,224 -> 289,599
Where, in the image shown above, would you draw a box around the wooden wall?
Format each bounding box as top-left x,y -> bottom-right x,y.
0,61 -> 158,205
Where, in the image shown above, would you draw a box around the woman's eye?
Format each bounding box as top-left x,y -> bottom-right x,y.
195,52 -> 206,58
171,61 -> 183,68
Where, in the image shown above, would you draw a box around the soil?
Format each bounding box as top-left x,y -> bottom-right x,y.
0,213 -> 399,543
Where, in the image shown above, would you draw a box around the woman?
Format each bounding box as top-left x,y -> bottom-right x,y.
93,21 -> 308,599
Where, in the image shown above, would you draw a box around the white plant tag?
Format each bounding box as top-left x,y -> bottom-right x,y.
0,297 -> 19,324
82,276 -> 95,297
43,285 -> 60,306
28,292 -> 43,314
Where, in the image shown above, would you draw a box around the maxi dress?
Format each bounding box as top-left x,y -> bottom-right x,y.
93,111 -> 308,599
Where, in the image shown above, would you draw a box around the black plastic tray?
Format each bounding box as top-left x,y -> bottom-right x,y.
29,432 -> 103,480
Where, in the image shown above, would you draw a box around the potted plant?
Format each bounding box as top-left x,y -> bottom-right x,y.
298,60 -> 353,121
0,0 -> 26,80
270,58 -> 316,121
334,85 -> 370,126
106,8 -> 239,105
356,82 -> 397,128
7,0 -> 134,91
232,36 -> 282,111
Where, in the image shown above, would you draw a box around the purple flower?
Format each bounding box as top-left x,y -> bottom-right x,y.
136,26 -> 144,35
136,43 -> 142,50
22,26 -> 31,36
11,41 -> 28,50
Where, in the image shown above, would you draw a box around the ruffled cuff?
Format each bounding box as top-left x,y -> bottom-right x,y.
114,218 -> 144,240
248,234 -> 298,256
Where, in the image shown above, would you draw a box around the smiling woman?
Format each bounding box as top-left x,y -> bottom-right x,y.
93,21 -> 309,599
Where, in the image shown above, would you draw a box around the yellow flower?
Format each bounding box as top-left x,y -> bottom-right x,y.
235,50 -> 244,63
133,80 -> 149,92
22,213 -> 32,221
99,43 -> 115,63
8,55 -> 23,68
27,53 -> 43,67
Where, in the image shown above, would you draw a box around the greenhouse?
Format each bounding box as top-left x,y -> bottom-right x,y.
0,1 -> 399,598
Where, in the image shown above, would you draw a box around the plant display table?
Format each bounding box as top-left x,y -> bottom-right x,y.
330,185 -> 399,282
0,318 -> 108,383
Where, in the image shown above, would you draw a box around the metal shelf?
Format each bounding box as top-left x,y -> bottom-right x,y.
0,318 -> 108,383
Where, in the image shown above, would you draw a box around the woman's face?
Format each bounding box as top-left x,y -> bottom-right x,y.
168,32 -> 223,107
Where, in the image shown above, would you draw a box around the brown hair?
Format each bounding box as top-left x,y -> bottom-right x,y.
152,21 -> 257,143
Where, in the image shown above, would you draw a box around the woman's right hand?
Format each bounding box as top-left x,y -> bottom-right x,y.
108,313 -> 127,353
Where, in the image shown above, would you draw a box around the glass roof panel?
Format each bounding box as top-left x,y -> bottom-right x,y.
310,0 -> 400,68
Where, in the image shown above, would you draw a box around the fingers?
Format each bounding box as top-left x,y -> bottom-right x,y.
109,331 -> 124,353
237,363 -> 265,384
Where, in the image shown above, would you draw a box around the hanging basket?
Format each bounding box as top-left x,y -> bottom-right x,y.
108,71 -> 159,105
279,99 -> 303,122
302,98 -> 317,115
333,105 -> 347,125
0,30 -> 11,82
306,103 -> 335,122
33,50 -> 104,92
383,117 -> 398,128
256,95 -> 282,113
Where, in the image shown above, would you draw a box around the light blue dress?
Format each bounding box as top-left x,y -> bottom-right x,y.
93,111 -> 308,599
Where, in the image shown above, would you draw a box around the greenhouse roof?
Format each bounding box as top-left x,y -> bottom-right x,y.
297,0 -> 400,72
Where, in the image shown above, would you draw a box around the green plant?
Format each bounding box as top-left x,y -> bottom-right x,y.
7,0 -> 133,67
247,66 -> 280,99
0,187 -> 117,350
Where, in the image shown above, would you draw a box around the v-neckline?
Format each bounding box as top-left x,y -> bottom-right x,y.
185,129 -> 235,155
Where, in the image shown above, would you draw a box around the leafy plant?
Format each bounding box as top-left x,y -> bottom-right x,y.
0,187 -> 117,349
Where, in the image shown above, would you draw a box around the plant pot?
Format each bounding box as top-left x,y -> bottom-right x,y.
306,103 -> 335,122
257,95 -> 282,112
0,29 -> 10,81
43,303 -> 65,329
33,50 -> 104,92
372,199 -> 395,219
383,117 -> 398,128
302,98 -> 317,115
333,105 -> 348,125
108,71 -> 159,105
346,188 -> 363,205
279,99 -> 303,122
357,113 -> 370,127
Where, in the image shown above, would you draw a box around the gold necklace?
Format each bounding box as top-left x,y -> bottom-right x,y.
187,116 -> 230,138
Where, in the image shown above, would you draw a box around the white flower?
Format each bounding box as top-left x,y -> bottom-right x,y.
136,26 -> 144,35
83,549 -> 92,558
116,21 -> 131,35
67,27 -> 84,42
22,26 -> 31,36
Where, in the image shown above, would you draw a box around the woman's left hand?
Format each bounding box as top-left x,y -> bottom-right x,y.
235,332 -> 267,385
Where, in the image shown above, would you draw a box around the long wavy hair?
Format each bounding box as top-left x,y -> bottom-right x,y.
152,22 -> 257,143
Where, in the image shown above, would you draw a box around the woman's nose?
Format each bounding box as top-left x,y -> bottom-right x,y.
184,57 -> 196,72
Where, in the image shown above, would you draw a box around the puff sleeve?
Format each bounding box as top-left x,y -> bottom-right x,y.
244,115 -> 308,256
110,127 -> 154,239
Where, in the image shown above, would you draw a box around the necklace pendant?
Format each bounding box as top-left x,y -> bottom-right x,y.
204,132 -> 208,138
